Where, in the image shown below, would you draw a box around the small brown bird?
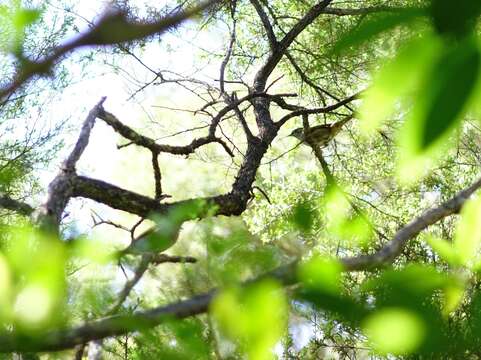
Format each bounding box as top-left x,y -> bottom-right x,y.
289,116 -> 353,147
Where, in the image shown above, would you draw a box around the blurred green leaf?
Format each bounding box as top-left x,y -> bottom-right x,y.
135,319 -> 210,360
465,290 -> 481,338
397,38 -> 480,182
321,187 -> 373,245
0,3 -> 41,54
333,8 -> 425,54
454,196 -> 481,267
426,235 -> 459,266
212,280 -> 287,360
297,257 -> 367,325
298,256 -> 342,295
442,281 -> 465,315
0,253 -> 12,320
123,200 -> 208,255
363,264 -> 448,302
12,8 -> 40,31
418,39 -> 480,149
14,284 -> 54,327
359,34 -> 441,134
297,286 -> 367,327
6,225 -> 66,330
430,0 -> 481,38
69,237 -> 114,264
290,202 -> 314,232
335,214 -> 373,246
206,224 -> 279,284
362,308 -> 426,355
323,187 -> 350,222
127,222 -> 179,255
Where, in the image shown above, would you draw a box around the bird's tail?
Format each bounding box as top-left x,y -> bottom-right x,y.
331,114 -> 354,134
336,114 -> 354,127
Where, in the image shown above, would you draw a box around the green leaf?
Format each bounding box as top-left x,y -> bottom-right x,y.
298,256 -> 343,295
70,237 -> 114,264
291,202 -> 314,232
442,281 -> 465,315
333,8 -> 425,54
454,195 -> 481,267
0,254 -> 12,320
7,226 -> 66,330
396,38 -> 481,182
212,280 -> 287,360
430,0 -> 481,38
426,235 -> 459,266
122,200 -> 208,255
359,34 -> 441,134
419,39 -> 480,149
0,4 -> 41,54
12,8 -> 41,30
362,308 -> 426,355
363,264 -> 447,298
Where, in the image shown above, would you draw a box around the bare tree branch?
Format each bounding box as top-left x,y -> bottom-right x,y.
219,16 -> 237,95
72,176 -> 167,217
107,255 -> 152,315
285,51 -> 349,107
253,0 -> 333,92
321,6 -> 420,16
72,173 -> 266,218
277,92 -> 360,127
64,97 -> 106,171
0,1 -> 218,101
98,110 -> 234,157
151,152 -> 164,200
230,93 -> 255,141
249,0 -> 278,49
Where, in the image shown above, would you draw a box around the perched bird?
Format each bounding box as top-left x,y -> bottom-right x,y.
289,116 -> 353,147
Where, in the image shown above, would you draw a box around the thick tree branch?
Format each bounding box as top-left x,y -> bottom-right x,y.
0,195 -> 34,216
0,292 -> 215,353
248,0 -> 333,132
72,176 -> 248,217
72,108 -> 279,220
72,176 -> 167,217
